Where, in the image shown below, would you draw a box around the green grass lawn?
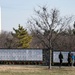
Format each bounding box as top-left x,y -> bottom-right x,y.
0,65 -> 74,75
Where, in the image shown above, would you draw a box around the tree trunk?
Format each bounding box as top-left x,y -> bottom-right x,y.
48,49 -> 52,69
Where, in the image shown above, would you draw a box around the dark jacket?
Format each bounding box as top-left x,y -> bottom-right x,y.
59,53 -> 63,60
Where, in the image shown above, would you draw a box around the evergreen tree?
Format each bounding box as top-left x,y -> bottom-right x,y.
12,24 -> 32,48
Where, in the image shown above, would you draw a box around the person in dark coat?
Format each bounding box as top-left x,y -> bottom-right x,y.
59,52 -> 63,67
68,52 -> 71,66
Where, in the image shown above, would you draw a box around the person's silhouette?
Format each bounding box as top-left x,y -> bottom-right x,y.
59,52 -> 63,67
68,52 -> 71,66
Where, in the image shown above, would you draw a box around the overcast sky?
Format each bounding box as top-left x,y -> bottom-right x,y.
0,0 -> 75,32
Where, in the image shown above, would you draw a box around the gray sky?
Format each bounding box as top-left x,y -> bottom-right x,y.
0,0 -> 75,32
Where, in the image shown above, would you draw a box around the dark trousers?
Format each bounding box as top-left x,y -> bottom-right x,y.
68,60 -> 71,66
59,59 -> 62,67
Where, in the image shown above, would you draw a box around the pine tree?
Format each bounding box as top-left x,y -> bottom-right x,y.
12,24 -> 32,48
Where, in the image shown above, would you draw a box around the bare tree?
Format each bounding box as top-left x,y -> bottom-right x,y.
28,6 -> 73,69
0,31 -> 18,48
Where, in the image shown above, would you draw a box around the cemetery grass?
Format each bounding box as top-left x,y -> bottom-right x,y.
0,65 -> 74,75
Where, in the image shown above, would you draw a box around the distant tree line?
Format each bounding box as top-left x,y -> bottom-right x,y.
1,24 -> 75,50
